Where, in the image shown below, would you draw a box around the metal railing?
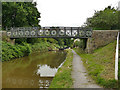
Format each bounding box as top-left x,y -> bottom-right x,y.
6,27 -> 92,38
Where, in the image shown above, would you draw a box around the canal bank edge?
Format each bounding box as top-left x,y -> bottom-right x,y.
49,49 -> 73,88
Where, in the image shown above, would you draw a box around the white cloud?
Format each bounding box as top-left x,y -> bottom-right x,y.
35,0 -> 119,27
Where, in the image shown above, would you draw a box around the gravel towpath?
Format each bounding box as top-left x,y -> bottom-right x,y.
71,50 -> 101,88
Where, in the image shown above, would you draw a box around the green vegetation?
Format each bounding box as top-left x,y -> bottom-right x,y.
73,39 -> 87,49
2,37 -> 75,61
49,50 -> 73,88
1,1 -> 120,88
2,41 -> 60,61
2,2 -> 40,28
118,44 -> 120,88
2,2 -> 74,62
30,41 -> 60,52
118,61 -> 120,88
2,41 -> 31,61
86,6 -> 119,30
74,41 -> 118,88
2,2 -> 74,50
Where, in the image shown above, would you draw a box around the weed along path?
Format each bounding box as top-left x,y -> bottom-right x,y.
71,50 -> 101,88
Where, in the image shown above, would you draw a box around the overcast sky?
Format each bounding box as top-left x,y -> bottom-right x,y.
35,0 -> 119,27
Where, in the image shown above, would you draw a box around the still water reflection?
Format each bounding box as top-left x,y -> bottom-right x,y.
2,51 -> 67,88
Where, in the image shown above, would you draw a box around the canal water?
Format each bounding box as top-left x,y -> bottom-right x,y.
2,51 -> 67,88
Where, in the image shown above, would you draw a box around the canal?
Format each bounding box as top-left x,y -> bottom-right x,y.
2,51 -> 67,88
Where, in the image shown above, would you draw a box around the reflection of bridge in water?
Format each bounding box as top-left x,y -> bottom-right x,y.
2,51 -> 67,88
39,77 -> 53,88
4,77 -> 53,88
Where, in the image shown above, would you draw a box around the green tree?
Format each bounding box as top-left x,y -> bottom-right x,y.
2,2 -> 41,44
2,2 -> 40,29
86,6 -> 118,30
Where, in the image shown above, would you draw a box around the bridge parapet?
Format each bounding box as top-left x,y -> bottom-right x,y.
1,29 -> 119,50
5,27 -> 92,38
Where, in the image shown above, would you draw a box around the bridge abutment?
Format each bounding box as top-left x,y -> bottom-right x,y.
0,31 -> 15,45
86,30 -> 119,53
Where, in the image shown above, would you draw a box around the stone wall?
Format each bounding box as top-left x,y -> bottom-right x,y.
86,30 -> 119,53
0,31 -> 15,45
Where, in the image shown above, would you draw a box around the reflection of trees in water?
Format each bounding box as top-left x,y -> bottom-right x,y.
2,51 -> 67,78
2,51 -> 67,72
29,51 -> 67,68
2,51 -> 67,88
41,51 -> 67,68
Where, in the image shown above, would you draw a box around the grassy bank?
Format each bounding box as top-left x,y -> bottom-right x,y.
118,61 -> 120,88
49,50 -> 73,88
74,41 -> 118,88
2,41 -> 59,61
118,43 -> 120,88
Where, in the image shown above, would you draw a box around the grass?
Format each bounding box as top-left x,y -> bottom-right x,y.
49,50 -> 73,88
118,59 -> 120,88
74,41 -> 118,88
118,45 -> 120,88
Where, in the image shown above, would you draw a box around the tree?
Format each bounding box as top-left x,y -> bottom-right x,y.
2,1 -> 40,29
2,2 -> 41,44
86,6 -> 119,30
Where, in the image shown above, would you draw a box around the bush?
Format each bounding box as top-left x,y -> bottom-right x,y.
2,41 -> 60,61
118,61 -> 120,88
21,42 -> 32,55
30,42 -> 49,52
2,41 -> 31,61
